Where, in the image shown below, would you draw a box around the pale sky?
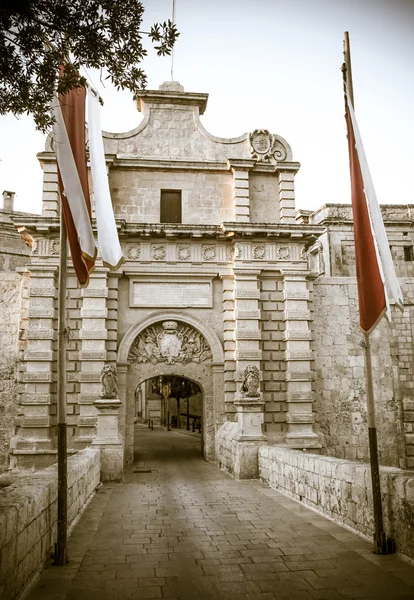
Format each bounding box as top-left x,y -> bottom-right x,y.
0,0 -> 413,215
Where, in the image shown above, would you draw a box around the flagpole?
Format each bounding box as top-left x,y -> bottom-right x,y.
343,32 -> 392,555
171,0 -> 176,82
56,205 -> 68,565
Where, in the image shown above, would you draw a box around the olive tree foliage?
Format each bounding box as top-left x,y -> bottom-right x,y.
0,0 -> 179,131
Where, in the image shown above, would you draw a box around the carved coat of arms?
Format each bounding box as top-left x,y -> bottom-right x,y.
128,321 -> 212,365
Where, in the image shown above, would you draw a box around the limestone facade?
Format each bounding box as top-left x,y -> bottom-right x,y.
1,82 -> 414,474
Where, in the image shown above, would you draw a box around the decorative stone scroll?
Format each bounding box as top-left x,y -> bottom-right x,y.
249,129 -> 288,163
128,320 -> 212,365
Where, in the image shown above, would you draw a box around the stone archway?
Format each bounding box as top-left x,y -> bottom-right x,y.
117,311 -> 224,463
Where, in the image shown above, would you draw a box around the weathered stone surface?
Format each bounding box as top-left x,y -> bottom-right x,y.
0,447 -> 100,600
259,445 -> 414,561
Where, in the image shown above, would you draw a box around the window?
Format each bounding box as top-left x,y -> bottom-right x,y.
404,246 -> 414,262
160,190 -> 182,223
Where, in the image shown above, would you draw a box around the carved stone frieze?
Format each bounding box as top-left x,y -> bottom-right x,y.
177,245 -> 191,260
152,245 -> 166,260
253,244 -> 265,260
202,246 -> 216,261
128,320 -> 212,365
30,238 -> 60,257
277,246 -> 290,260
126,245 -> 141,260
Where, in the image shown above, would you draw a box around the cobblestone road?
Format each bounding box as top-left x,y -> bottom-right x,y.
25,426 -> 414,600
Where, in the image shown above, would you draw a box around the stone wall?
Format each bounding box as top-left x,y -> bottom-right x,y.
0,447 -> 100,600
216,422 -> 266,480
249,173 -> 281,224
110,169 -> 234,225
0,271 -> 26,471
312,276 -> 413,470
259,446 -> 414,561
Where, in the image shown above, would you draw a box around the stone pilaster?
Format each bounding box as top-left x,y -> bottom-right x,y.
234,270 -> 262,395
75,269 -> 109,447
222,274 -> 236,413
277,166 -> 298,223
40,161 -> 60,218
282,271 -> 320,448
92,398 -> 123,482
12,265 -> 58,467
227,159 -> 255,223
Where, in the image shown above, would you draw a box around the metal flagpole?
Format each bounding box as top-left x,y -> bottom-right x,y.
343,32 -> 393,555
171,0 -> 176,81
56,205 -> 68,565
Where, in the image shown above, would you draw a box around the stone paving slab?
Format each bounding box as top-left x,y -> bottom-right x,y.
23,426 -> 414,600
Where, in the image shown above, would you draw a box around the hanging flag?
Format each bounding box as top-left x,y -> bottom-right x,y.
345,88 -> 404,333
52,83 -> 96,286
87,89 -> 124,270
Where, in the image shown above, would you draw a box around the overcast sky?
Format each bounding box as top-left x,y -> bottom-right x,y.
0,0 -> 413,215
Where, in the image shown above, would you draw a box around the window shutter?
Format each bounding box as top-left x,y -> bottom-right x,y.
160,190 -> 182,223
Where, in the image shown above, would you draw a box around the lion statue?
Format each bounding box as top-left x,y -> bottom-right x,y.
100,364 -> 118,399
240,365 -> 260,397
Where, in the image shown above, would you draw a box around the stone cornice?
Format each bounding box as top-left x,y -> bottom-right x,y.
11,218 -> 325,242
221,222 -> 324,241
136,89 -> 208,115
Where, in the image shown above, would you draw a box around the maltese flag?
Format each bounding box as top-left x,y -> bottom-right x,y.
87,89 -> 124,270
345,87 -> 403,333
53,85 -> 96,286
52,81 -> 123,286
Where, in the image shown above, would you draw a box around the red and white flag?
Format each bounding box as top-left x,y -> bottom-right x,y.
345,87 -> 403,333
52,84 -> 96,286
87,89 -> 124,270
52,78 -> 124,285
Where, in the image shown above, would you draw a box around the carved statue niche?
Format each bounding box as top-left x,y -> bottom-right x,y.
128,321 -> 212,365
100,364 -> 118,399
241,365 -> 260,398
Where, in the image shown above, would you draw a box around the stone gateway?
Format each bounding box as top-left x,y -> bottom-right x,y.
1,81 -> 413,490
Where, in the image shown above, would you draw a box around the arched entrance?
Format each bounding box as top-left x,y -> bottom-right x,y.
135,376 -> 202,431
133,375 -> 203,454
117,311 -> 225,464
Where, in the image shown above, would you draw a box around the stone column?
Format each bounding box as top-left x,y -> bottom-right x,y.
222,274 -> 236,417
282,271 -> 320,449
75,269 -> 109,447
277,166 -> 299,223
92,398 -> 123,482
12,265 -> 58,468
227,159 -> 255,223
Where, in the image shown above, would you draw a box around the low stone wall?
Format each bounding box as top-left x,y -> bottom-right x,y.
215,422 -> 267,479
216,422 -> 238,476
259,446 -> 414,560
0,447 -> 101,600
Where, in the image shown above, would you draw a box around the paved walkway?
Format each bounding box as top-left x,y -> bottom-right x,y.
25,426 -> 414,600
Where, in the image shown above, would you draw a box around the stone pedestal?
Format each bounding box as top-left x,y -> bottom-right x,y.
92,398 -> 123,482
235,397 -> 266,442
233,397 -> 267,479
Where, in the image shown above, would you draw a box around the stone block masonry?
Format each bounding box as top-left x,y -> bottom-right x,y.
0,447 -> 100,600
312,277 -> 409,469
259,445 -> 414,561
0,272 -> 26,471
